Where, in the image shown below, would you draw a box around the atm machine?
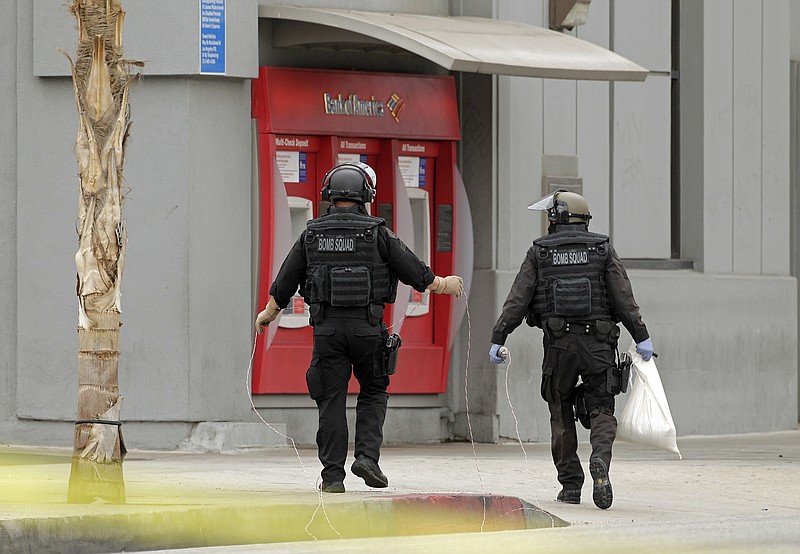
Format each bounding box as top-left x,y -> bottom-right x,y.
251,67 -> 472,395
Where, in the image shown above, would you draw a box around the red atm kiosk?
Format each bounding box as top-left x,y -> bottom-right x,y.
251,67 -> 472,395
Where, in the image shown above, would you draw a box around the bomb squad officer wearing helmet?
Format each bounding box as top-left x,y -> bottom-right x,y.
487,190 -> 654,510
255,162 -> 464,493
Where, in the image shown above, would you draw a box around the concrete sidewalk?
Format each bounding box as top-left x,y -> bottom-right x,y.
2,430 -> 799,552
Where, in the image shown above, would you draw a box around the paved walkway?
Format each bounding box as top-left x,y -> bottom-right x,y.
1,430 -> 799,552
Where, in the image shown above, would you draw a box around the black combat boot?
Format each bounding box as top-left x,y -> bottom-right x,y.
556,489 -> 581,504
351,455 -> 388,488
589,457 -> 613,509
319,480 -> 345,493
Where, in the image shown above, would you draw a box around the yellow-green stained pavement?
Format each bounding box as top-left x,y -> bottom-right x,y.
1,431 -> 799,553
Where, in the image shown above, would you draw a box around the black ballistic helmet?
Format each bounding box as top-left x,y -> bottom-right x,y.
320,162 -> 377,204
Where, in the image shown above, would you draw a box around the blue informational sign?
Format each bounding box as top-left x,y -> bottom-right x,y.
299,152 -> 307,182
200,0 -> 226,74
419,158 -> 427,187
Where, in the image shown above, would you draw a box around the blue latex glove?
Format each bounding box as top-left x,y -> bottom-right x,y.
636,338 -> 654,361
489,343 -> 507,364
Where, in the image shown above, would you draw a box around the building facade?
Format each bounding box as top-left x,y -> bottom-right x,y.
1,0 -> 798,450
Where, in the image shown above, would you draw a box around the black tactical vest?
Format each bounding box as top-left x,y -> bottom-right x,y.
526,229 -> 613,327
302,212 -> 396,306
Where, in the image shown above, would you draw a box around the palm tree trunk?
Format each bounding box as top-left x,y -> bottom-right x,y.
63,0 -> 141,504
69,310 -> 126,503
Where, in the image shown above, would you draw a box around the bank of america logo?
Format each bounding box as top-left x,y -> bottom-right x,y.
387,93 -> 405,123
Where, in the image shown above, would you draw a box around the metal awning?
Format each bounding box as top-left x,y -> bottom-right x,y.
259,6 -> 648,82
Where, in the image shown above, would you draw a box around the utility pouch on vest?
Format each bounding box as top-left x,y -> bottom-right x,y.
594,320 -> 620,345
545,317 -> 566,339
368,304 -> 385,326
606,352 -> 632,395
305,266 -> 328,304
309,303 -> 324,326
330,266 -> 371,306
384,331 -> 402,376
552,277 -> 592,317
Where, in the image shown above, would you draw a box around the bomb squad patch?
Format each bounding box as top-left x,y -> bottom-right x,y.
552,248 -> 589,265
318,236 -> 356,252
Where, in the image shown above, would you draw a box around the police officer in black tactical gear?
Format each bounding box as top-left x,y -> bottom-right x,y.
255,162 -> 464,494
488,190 -> 654,510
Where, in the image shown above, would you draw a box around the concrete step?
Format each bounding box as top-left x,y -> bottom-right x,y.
178,421 -> 289,453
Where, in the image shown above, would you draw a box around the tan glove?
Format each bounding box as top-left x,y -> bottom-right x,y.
427,275 -> 464,298
255,297 -> 281,334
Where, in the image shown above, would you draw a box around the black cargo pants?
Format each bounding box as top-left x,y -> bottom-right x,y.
305,305 -> 388,483
540,319 -> 618,491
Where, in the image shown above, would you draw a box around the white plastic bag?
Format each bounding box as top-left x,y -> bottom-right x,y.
616,341 -> 682,458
